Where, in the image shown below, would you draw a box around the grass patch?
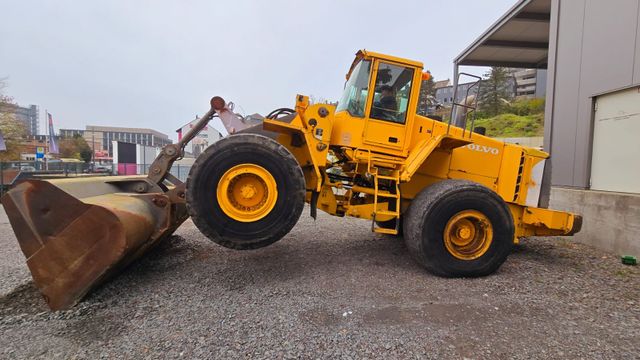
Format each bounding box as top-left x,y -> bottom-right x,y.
474,113 -> 544,137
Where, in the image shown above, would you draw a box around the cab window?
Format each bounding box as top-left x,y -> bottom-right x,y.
370,62 -> 414,124
336,60 -> 371,117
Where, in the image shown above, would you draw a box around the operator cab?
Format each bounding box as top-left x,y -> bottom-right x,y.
332,50 -> 425,156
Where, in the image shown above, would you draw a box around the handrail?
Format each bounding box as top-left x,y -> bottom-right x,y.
447,73 -> 482,138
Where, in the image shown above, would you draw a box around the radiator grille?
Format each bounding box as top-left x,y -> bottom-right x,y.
513,153 -> 526,202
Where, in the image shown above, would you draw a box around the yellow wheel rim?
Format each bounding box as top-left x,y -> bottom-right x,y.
216,164 -> 278,222
443,210 -> 493,260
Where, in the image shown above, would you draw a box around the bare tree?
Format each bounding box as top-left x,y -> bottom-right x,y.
0,79 -> 28,161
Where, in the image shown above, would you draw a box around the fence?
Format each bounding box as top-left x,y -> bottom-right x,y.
494,136 -> 544,148
115,164 -> 192,183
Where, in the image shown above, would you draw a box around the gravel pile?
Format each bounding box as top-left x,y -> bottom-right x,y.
0,208 -> 31,297
0,207 -> 638,359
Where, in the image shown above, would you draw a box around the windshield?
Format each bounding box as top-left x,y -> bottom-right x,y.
336,60 -> 371,117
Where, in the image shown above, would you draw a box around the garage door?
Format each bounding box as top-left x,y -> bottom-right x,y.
591,86 -> 640,193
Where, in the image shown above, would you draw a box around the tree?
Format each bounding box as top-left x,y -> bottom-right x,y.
417,71 -> 436,116
59,134 -> 92,162
78,137 -> 92,163
0,79 -> 28,161
479,67 -> 513,117
421,70 -> 435,96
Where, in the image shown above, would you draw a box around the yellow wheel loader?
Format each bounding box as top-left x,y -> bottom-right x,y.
2,50 -> 581,310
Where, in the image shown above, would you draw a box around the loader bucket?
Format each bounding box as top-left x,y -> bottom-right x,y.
1,176 -> 188,310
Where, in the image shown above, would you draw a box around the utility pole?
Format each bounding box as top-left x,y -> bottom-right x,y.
91,128 -> 95,170
143,142 -> 146,175
44,109 -> 47,171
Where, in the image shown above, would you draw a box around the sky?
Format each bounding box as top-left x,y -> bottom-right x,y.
0,0 -> 515,140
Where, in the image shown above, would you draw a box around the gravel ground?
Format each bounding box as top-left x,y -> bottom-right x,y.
0,205 -> 638,359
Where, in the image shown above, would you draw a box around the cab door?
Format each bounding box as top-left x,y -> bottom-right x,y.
363,60 -> 418,154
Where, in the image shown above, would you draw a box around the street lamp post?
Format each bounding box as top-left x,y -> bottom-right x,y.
91,129 -> 95,171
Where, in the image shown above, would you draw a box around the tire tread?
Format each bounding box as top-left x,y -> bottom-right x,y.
186,134 -> 305,250
404,179 -> 514,277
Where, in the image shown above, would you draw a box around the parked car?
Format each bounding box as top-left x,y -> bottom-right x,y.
84,164 -> 113,174
9,165 -> 37,172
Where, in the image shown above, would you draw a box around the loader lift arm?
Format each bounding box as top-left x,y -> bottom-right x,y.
144,96 -> 249,203
145,97 -> 223,198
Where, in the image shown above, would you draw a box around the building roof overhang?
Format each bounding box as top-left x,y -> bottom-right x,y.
454,0 -> 551,69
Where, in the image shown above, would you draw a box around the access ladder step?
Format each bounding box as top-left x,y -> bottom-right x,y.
375,174 -> 399,180
373,227 -> 399,235
376,191 -> 400,198
375,210 -> 400,217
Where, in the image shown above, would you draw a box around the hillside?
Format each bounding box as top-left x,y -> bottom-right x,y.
473,113 -> 544,138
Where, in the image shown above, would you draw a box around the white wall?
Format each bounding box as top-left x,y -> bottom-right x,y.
590,87 -> 640,194
178,119 -> 224,155
136,144 -> 160,166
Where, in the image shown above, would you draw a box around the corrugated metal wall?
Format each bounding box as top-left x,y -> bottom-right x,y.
545,0 -> 640,188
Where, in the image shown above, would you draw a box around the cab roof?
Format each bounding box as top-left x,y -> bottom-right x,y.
345,50 -> 425,80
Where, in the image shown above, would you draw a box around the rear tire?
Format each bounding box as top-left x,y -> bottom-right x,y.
404,180 -> 514,277
186,134 -> 305,250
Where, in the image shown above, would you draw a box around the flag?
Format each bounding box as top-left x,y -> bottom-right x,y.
0,130 -> 6,152
48,112 -> 59,154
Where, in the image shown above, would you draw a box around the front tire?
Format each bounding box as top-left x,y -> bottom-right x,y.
186,134 -> 305,250
404,179 -> 514,277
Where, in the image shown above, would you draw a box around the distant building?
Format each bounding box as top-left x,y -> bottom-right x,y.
18,135 -> 59,160
176,117 -> 224,157
434,79 -> 451,90
59,128 -> 102,156
435,77 -> 517,105
90,125 -> 171,156
511,69 -> 547,99
59,128 -> 85,138
435,81 -> 477,105
434,81 -> 486,104
61,126 -> 171,156
435,69 -> 545,106
0,103 -> 39,135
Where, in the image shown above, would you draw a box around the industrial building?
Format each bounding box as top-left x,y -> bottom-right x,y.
60,126 -> 172,156
455,0 -> 640,256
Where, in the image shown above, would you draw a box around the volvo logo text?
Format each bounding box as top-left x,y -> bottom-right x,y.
465,143 -> 499,155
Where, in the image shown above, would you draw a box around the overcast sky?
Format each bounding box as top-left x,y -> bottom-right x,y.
1,0 -> 515,139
